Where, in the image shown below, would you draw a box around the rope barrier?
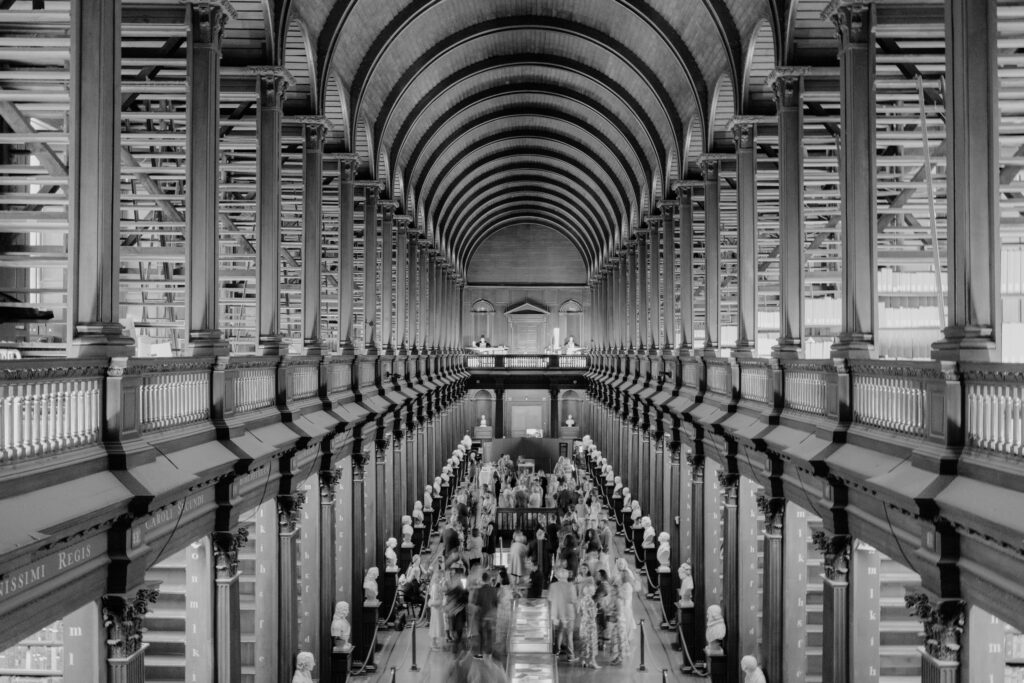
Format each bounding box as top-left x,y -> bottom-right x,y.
676,620 -> 709,677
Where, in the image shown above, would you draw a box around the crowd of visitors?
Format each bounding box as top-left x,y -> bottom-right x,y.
411,444 -> 642,670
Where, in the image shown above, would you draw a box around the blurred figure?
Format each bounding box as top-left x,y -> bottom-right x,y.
549,568 -> 577,661
577,583 -> 600,669
474,571 -> 499,656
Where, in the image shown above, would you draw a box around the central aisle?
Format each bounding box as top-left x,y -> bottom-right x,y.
364,447 -> 705,682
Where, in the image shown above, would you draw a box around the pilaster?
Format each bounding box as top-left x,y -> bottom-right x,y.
772,71 -> 805,358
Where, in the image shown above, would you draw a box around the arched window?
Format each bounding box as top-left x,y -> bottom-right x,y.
470,299 -> 495,345
558,299 -> 584,346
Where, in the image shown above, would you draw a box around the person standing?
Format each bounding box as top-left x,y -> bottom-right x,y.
474,571 -> 499,657
548,568 -> 577,661
527,528 -> 551,586
577,583 -> 600,669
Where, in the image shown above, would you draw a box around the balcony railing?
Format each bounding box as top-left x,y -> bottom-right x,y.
963,363 -> 1024,457
850,360 -> 930,437
0,353 -> 466,478
465,354 -> 589,370
1,360 -> 105,464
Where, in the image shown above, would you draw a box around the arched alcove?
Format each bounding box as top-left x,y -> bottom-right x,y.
470,299 -> 495,345
558,299 -> 584,347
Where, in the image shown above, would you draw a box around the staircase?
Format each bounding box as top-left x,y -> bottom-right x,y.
144,550 -> 187,683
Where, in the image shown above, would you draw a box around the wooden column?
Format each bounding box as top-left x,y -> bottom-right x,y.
101,589 -> 159,683
213,529 -> 248,683
396,217 -> 410,352
349,455 -> 368,651
817,532 -> 851,683
362,185 -> 380,355
910,596 -> 965,683
932,0 -> 1000,361
68,0 -> 134,356
380,201 -> 397,354
622,242 -> 630,352
336,154 -> 359,353
719,473 -> 740,683
407,232 -> 420,352
649,216 -> 663,354
688,453 -> 706,658
301,120 -> 328,352
318,470 -> 339,683
757,495 -> 785,683
256,70 -> 289,355
660,201 -> 677,351
772,72 -> 804,358
637,227 -> 650,353
677,184 -> 696,353
732,120 -> 758,357
830,4 -> 879,358
700,157 -> 722,356
550,388 -> 559,435
277,494 -> 303,683
183,3 -> 232,355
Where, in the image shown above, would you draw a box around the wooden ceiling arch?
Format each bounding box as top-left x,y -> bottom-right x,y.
289,0 -> 777,274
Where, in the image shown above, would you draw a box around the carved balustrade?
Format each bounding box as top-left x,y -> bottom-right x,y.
780,360 -> 832,416
229,357 -> 278,415
738,358 -> 773,405
132,358 -> 214,432
962,363 -> 1024,457
704,358 -> 734,397
849,360 -> 931,437
283,356 -> 320,402
0,360 -> 105,463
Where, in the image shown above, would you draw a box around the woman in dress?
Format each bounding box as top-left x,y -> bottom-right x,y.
427,563 -> 446,649
493,568 -> 514,659
615,557 -> 639,660
576,583 -> 600,669
602,582 -> 622,665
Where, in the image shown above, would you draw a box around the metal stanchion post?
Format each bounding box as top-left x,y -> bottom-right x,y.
638,619 -> 647,671
662,668 -> 669,682
410,619 -> 420,671
389,665 -> 396,682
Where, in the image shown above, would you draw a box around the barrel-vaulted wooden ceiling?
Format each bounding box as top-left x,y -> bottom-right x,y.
241,0 -> 829,277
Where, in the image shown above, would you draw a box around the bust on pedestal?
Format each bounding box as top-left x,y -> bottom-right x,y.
705,604 -> 727,682
359,568 -> 380,671
657,533 -> 674,628
674,562 -> 697,665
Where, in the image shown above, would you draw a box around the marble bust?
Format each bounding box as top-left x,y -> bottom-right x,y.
480,414 -> 488,427
678,562 -> 694,607
401,518 -> 414,547
641,516 -> 656,547
363,567 -> 380,607
705,604 -> 726,655
330,601 -> 352,652
565,414 -> 575,427
656,532 -> 671,571
292,651 -> 315,683
423,486 -> 434,512
412,501 -> 425,526
385,537 -> 399,572
630,500 -> 643,526
741,655 -> 767,683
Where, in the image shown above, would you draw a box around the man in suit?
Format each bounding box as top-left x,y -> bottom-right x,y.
474,571 -> 499,657
474,335 -> 490,349
527,528 -> 552,587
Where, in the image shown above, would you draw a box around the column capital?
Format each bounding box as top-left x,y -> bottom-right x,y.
327,152 -> 360,180
755,493 -> 785,533
212,527 -> 249,578
187,1 -> 236,45
247,66 -> 294,107
319,467 -> 340,504
358,179 -> 385,197
394,213 -> 412,229
823,1 -> 873,43
905,593 -> 966,663
685,452 -> 704,480
379,199 -> 399,218
277,492 -> 306,534
729,116 -> 769,149
716,471 -> 739,503
811,530 -> 851,581
698,154 -> 727,179
102,587 -> 160,659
